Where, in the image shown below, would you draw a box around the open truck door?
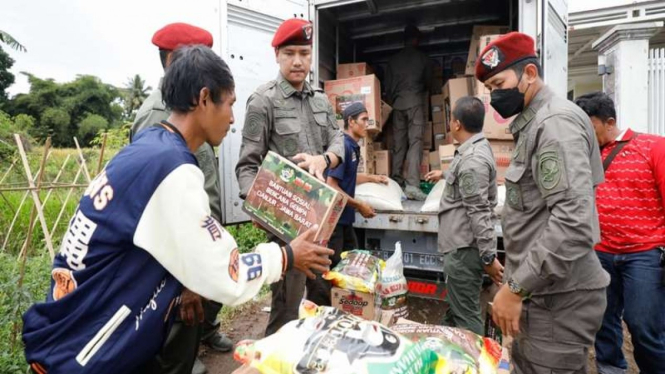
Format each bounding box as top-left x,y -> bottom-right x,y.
217,0 -> 310,224
520,0 -> 569,97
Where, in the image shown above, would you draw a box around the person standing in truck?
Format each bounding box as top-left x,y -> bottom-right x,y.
385,24 -> 433,201
306,102 -> 388,307
22,45 -> 334,374
235,18 -> 345,336
475,32 -> 610,373
575,92 -> 665,374
425,96 -> 503,335
129,22 -> 231,374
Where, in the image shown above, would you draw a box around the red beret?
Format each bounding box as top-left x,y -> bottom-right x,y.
152,23 -> 213,50
272,19 -> 313,48
475,32 -> 537,82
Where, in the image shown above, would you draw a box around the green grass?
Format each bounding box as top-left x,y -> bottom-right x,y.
0,146 -> 269,372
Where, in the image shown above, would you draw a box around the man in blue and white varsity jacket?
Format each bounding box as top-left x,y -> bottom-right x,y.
22,45 -> 333,374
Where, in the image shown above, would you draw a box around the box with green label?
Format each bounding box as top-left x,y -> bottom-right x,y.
243,151 -> 347,244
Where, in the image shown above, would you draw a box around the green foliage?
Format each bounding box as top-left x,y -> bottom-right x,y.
78,114 -> 108,146
0,46 -> 15,106
40,107 -> 71,146
90,123 -> 130,150
123,74 -> 151,121
12,114 -> 35,131
8,74 -> 123,147
0,30 -> 26,53
225,223 -> 267,254
0,253 -> 51,373
0,110 -> 32,161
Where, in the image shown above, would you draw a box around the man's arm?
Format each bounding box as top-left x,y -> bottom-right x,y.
194,143 -> 222,222
457,157 -> 497,259
356,174 -> 388,185
236,93 -> 271,199
510,115 -> 597,293
134,164 -> 283,307
650,136 -> 665,212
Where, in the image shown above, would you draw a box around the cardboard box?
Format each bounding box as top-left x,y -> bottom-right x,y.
439,145 -> 457,173
429,150 -> 441,171
381,100 -> 393,127
358,136 -> 375,174
325,75 -> 382,133
336,62 -> 374,79
331,287 -> 379,321
374,150 -> 391,176
423,121 -> 433,150
490,140 -> 514,184
243,151 -> 347,244
477,92 -> 515,140
434,133 -> 449,149
465,25 -> 510,75
432,121 -> 445,136
431,94 -> 445,124
473,35 -> 503,96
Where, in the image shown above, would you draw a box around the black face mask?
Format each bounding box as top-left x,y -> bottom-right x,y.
490,73 -> 530,118
490,87 -> 525,119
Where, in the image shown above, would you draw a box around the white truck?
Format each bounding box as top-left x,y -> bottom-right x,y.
214,0 -> 570,299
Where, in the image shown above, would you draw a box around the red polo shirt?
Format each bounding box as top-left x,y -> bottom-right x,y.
596,128 -> 665,254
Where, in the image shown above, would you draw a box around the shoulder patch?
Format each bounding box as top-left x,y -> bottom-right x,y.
243,111 -> 265,141
459,170 -> 479,197
538,150 -> 562,190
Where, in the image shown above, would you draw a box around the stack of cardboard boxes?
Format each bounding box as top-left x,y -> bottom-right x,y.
325,62 -> 394,177
427,26 -> 515,184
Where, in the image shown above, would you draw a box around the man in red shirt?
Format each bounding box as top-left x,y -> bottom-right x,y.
575,92 -> 665,374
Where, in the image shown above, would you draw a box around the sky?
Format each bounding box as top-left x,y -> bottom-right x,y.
0,0 -> 650,96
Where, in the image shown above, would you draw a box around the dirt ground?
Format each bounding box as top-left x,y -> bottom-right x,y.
200,293 -> 638,373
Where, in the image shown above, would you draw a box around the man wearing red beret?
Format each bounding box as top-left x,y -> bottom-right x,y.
476,32 -> 610,373
131,23 -> 231,374
236,18 -> 345,336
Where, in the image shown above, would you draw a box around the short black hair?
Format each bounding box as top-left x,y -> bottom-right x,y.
162,45 -> 235,114
159,49 -> 170,70
574,91 -> 616,122
343,113 -> 362,129
452,96 -> 485,133
404,24 -> 421,42
509,57 -> 543,78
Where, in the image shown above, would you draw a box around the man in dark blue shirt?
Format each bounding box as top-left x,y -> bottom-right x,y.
306,102 -> 387,306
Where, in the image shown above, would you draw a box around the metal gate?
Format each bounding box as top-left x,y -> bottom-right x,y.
649,48 -> 665,135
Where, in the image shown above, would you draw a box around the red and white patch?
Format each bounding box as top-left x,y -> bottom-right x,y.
481,47 -> 502,69
302,24 -> 313,41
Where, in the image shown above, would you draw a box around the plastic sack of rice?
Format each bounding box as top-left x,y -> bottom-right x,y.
391,321 -> 503,374
355,178 -> 405,211
323,250 -> 384,293
376,242 -> 409,318
233,301 -> 452,374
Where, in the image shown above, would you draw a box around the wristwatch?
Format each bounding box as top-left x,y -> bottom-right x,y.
481,253 -> 496,266
323,153 -> 332,169
508,278 -> 530,298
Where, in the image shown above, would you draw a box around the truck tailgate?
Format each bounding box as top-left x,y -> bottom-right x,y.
354,200 -> 438,233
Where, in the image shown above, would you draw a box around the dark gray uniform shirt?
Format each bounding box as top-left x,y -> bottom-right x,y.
502,86 -> 610,296
438,133 -> 498,258
236,74 -> 344,198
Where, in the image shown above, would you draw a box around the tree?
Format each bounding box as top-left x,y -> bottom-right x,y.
0,30 -> 26,52
78,113 -> 108,145
7,73 -> 123,147
40,107 -> 70,146
0,46 -> 15,107
123,74 -> 151,121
